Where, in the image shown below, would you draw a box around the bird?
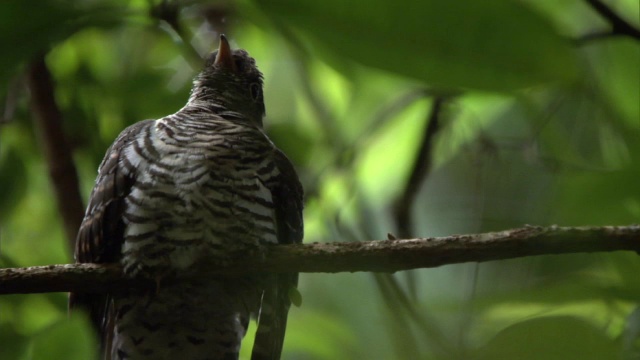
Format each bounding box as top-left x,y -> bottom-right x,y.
69,34 -> 304,360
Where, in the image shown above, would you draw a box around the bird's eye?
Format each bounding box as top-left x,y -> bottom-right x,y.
249,83 -> 262,102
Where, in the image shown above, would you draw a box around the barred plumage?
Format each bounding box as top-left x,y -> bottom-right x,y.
70,35 -> 303,360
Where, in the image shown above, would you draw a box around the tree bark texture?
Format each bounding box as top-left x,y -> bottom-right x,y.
1,225 -> 639,295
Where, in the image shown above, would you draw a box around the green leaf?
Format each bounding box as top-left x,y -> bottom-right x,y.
0,0 -> 127,84
554,129 -> 640,225
30,317 -> 98,360
475,316 -> 619,360
253,0 -> 578,91
0,324 -> 29,360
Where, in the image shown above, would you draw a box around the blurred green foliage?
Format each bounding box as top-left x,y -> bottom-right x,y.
0,0 -> 638,359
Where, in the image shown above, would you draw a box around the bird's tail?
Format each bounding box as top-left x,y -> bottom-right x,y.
251,274 -> 296,360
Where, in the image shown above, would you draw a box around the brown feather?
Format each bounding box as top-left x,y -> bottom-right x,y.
69,120 -> 154,349
251,149 -> 304,360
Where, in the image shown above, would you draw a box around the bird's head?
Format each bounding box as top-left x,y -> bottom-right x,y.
190,34 -> 266,126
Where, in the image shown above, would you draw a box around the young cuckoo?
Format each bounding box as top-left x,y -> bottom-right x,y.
70,35 -> 303,360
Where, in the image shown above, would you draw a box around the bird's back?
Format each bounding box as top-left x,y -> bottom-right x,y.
71,36 -> 303,360
107,111 -> 280,359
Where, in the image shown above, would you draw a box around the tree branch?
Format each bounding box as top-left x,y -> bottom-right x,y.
393,96 -> 447,238
1,225 -> 639,295
151,0 -> 203,69
578,0 -> 640,43
27,55 -> 85,252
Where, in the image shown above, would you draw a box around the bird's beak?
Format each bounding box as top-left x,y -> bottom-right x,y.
214,34 -> 237,72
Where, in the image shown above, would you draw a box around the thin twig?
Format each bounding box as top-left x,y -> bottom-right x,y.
151,0 -> 203,68
394,96 -> 448,238
577,0 -> 640,44
1,225 -> 639,295
27,55 -> 85,252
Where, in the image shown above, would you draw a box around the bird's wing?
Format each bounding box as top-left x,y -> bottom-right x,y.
251,149 -> 304,360
69,120 -> 154,352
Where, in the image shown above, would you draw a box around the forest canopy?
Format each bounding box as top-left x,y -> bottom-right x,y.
0,0 -> 638,359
